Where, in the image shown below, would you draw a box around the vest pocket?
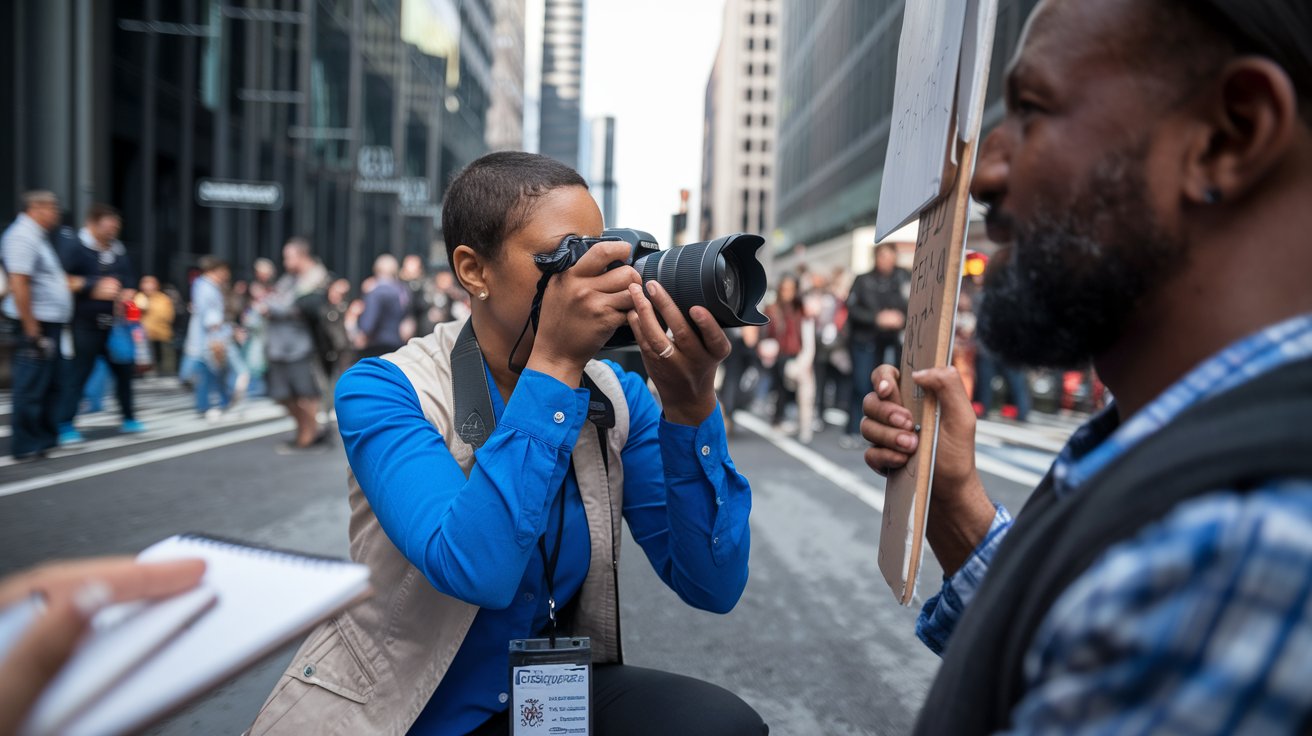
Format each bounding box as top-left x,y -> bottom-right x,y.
251,616 -> 378,735
289,616 -> 377,702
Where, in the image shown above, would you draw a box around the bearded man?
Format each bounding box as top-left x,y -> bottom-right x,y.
861,1 -> 1312,732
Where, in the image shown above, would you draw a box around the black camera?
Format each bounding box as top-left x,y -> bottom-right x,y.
534,228 -> 770,348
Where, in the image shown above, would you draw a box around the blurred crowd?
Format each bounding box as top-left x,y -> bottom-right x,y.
0,191 -> 471,458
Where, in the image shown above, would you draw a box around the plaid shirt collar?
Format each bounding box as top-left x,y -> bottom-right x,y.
1050,313 -> 1312,498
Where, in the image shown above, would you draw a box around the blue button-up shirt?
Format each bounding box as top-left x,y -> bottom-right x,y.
918,313 -> 1312,733
336,358 -> 752,736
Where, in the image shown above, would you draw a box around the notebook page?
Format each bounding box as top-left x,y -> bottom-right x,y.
59,534 -> 371,736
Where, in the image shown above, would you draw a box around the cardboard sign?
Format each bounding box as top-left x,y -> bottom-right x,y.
876,0 -> 999,605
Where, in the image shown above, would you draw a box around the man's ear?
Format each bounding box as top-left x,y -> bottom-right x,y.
1186,57 -> 1300,205
451,245 -> 486,296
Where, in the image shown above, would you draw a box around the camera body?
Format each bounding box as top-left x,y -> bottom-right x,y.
535,228 -> 769,349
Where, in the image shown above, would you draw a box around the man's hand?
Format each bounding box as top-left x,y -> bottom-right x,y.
859,365 -> 995,575
876,309 -> 905,331
90,277 -> 122,302
0,557 -> 206,733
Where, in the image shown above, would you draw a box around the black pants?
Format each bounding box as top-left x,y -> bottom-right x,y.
59,326 -> 136,426
11,322 -> 64,457
468,664 -> 768,735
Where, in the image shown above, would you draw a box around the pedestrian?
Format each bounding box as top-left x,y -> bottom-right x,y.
762,273 -> 807,434
318,278 -> 353,406
54,203 -> 143,440
843,241 -> 910,449
262,237 -> 329,450
134,275 -> 176,375
718,325 -> 760,436
400,253 -> 433,338
1,191 -> 72,460
247,151 -> 765,735
239,281 -> 270,398
863,1 -> 1312,732
355,253 -> 409,360
183,257 -> 240,420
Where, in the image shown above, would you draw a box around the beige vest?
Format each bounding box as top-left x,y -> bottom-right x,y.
248,319 -> 631,736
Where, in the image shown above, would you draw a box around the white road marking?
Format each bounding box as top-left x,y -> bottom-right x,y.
0,419 -> 295,498
735,413 -> 887,513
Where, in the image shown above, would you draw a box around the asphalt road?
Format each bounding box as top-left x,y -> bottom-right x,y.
0,378 -> 1066,735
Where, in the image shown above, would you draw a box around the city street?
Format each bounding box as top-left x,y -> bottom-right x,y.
0,378 -> 1076,735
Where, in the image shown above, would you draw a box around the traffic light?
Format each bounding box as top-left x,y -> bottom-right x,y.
963,250 -> 988,277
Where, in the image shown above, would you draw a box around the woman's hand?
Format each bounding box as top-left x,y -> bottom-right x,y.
627,281 -> 731,426
0,557 -> 206,733
530,240 -> 642,384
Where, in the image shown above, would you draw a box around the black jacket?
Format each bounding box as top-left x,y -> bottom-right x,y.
846,267 -> 909,343
57,227 -> 135,328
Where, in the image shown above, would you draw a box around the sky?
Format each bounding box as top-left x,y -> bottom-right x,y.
582,0 -> 725,245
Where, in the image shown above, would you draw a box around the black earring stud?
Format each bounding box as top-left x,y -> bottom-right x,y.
1204,188 -> 1223,205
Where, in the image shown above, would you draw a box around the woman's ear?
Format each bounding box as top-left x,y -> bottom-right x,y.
1185,57 -> 1300,205
451,245 -> 486,297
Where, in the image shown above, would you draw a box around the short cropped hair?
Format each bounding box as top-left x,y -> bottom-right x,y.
199,255 -> 229,274
21,190 -> 58,210
284,236 -> 313,258
1147,0 -> 1312,122
441,151 -> 588,288
85,202 -> 120,223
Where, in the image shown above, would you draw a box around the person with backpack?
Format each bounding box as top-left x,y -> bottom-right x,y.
260,237 -> 329,451
247,152 -> 765,735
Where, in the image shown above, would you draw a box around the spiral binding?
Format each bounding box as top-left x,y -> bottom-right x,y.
176,533 -> 355,568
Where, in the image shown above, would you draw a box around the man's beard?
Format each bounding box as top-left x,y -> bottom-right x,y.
975,144 -> 1187,369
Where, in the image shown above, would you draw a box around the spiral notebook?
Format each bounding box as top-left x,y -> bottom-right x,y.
21,534 -> 372,736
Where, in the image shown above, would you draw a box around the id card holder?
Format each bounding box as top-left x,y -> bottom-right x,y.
508,636 -> 591,736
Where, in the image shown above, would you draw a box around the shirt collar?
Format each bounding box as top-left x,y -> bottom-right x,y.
1051,312 -> 1312,497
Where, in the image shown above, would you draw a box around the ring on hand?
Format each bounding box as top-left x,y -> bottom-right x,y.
658,343 -> 676,359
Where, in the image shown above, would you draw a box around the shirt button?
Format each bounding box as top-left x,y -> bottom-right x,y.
716,496 -> 723,506
499,692 -> 509,704
553,411 -> 565,424
302,665 -> 315,678
701,445 -> 711,456
712,537 -> 720,545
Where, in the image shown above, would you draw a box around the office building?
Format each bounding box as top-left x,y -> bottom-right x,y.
774,0 -> 1039,274
538,0 -> 584,168
487,0 -> 527,152
698,0 -> 781,250
1,0 -> 496,287
580,115 -> 616,225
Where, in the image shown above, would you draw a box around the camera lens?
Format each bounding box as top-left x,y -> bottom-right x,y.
632,233 -> 768,329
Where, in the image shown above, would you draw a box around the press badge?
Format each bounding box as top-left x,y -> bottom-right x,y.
508,637 -> 591,735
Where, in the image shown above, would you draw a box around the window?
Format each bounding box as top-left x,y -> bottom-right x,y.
744,139 -> 752,152
761,114 -> 770,126
765,13 -> 773,24
746,88 -> 754,101
747,63 -> 754,76
742,211 -> 751,231
748,12 -> 756,24
746,38 -> 755,51
764,38 -> 772,51
760,165 -> 770,177
761,140 -> 770,153
742,189 -> 750,207
742,164 -> 751,176
744,114 -> 753,127
762,89 -> 771,101
763,63 -> 772,76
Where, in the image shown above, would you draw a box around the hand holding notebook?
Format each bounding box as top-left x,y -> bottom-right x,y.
4,535 -> 372,736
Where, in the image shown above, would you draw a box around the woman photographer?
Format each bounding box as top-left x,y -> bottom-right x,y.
248,152 -> 765,735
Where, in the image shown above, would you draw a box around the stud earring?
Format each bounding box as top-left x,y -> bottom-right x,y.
1204,187 -> 1223,205
478,290 -> 489,301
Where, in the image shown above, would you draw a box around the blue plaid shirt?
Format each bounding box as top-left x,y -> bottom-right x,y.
918,313 -> 1312,733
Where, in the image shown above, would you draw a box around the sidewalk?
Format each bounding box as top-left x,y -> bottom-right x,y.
977,410 -> 1089,454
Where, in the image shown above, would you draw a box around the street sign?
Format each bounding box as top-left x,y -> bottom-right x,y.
357,146 -> 396,180
196,179 -> 283,211
876,0 -> 999,606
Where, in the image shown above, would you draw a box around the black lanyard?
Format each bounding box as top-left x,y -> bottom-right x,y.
537,480 -> 568,645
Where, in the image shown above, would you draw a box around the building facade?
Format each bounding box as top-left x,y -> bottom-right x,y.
579,115 -> 616,225
698,0 -> 781,248
487,0 -> 526,152
1,0 -> 496,288
773,0 -> 1039,274
538,0 -> 584,169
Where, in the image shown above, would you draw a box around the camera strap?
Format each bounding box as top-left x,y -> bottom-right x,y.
451,319 -> 616,453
